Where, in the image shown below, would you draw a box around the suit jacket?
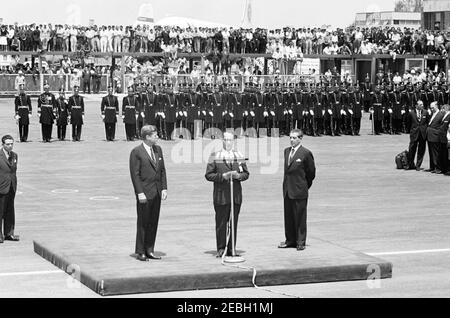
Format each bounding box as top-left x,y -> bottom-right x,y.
0,148 -> 18,195
438,112 -> 450,144
283,146 -> 315,200
129,144 -> 167,200
205,151 -> 249,206
426,111 -> 445,143
408,109 -> 429,142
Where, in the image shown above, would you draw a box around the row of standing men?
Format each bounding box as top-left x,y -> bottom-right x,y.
14,80 -> 450,142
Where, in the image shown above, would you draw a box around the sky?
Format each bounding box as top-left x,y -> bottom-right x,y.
0,0 -> 396,28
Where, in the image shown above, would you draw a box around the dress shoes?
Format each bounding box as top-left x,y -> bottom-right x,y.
4,235 -> 19,242
424,169 -> 433,172
296,245 -> 306,251
146,252 -> 161,260
444,172 -> 450,176
278,242 -> 296,249
434,170 -> 443,175
416,167 -> 423,171
216,249 -> 225,258
136,254 -> 149,262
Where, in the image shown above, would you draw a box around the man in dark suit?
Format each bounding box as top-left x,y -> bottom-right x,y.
205,132 -> 249,258
279,129 -> 316,251
438,105 -> 450,174
129,125 -> 167,261
426,102 -> 445,174
0,135 -> 20,244
407,100 -> 429,171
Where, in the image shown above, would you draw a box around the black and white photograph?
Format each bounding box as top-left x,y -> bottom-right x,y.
1,0 -> 450,303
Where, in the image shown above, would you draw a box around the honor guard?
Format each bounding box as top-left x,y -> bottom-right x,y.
390,85 -> 403,135
313,84 -> 326,136
371,85 -> 384,135
185,83 -> 199,139
212,84 -> 224,131
164,81 -> 176,140
363,74 -> 372,112
14,84 -> 32,142
122,86 -> 139,141
293,83 -> 304,132
331,85 -> 343,136
56,88 -> 69,141
38,81 -> 57,143
68,84 -> 85,141
383,84 -> 393,134
136,83 -> 147,139
350,84 -> 363,136
101,84 -> 119,141
254,83 -> 266,137
144,83 -> 157,126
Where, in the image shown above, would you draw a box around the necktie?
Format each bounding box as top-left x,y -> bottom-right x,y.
289,148 -> 295,165
150,147 -> 155,163
8,153 -> 13,165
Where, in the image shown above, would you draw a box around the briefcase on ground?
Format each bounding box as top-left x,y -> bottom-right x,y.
395,150 -> 409,170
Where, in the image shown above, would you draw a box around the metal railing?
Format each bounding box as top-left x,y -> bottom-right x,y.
0,74 -> 110,95
1,73 -> 357,95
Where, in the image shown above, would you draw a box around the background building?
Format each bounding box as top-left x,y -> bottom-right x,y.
355,11 -> 422,28
422,0 -> 450,30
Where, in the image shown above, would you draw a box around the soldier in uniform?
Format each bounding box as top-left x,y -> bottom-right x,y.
122,86 -> 139,141
420,83 -> 430,110
144,83 -> 157,126
330,85 -> 343,136
340,85 -> 350,135
155,83 -> 166,140
186,84 -> 199,139
38,81 -> 57,143
371,85 -> 384,135
212,84 -> 224,132
383,84 -> 393,134
68,84 -> 85,142
350,84 -> 363,136
292,84 -> 303,132
400,84 -> 411,133
164,82 -> 176,140
390,85 -> 403,135
56,88 -> 69,141
136,83 -> 147,139
101,84 -> 119,141
14,84 -> 32,143
363,74 -> 372,112
254,83 -> 267,137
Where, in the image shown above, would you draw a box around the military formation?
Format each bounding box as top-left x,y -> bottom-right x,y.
12,77 -> 450,142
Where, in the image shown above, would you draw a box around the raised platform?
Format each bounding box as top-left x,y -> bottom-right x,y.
34,236 -> 392,296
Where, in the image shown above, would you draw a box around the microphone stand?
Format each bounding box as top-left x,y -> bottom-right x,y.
223,157 -> 247,264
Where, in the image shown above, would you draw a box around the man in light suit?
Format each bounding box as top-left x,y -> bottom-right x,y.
279,129 -> 315,251
407,100 -> 429,171
426,102 -> 445,174
0,135 -> 20,244
129,125 -> 168,261
205,132 -> 250,258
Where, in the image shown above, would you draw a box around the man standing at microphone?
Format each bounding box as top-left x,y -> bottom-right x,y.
205,132 -> 250,258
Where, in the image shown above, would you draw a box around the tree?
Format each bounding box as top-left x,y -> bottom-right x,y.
394,0 -> 423,12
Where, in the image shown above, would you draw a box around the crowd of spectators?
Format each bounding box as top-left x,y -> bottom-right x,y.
2,23 -> 450,58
